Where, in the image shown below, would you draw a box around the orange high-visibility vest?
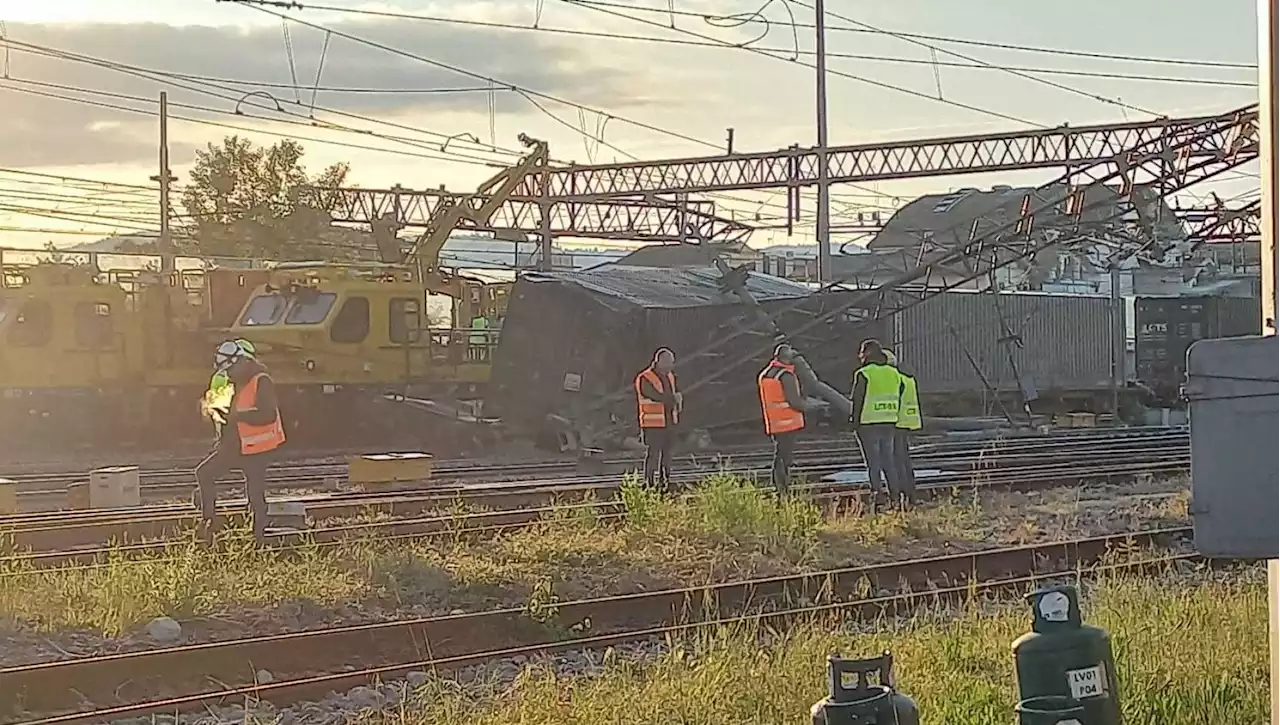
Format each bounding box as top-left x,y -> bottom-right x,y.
635,368 -> 678,428
234,372 -> 286,455
758,360 -> 804,435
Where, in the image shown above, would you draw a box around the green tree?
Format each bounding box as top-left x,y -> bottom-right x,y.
179,136 -> 355,260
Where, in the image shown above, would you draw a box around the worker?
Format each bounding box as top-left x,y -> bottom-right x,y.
849,339 -> 903,504
884,349 -> 920,506
758,343 -> 810,495
194,339 -> 285,543
468,314 -> 491,361
634,348 -> 682,489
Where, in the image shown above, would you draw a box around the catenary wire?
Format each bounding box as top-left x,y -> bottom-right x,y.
248,1 -> 1255,90
211,1 -> 898,220
2,35 -> 871,226
0,39 -> 520,165
787,0 -> 1162,116
571,0 -> 1257,71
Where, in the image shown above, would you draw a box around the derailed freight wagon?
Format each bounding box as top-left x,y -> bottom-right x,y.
490,265 -> 884,446
890,291 -> 1116,415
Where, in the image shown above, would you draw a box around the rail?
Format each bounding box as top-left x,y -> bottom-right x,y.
0,432 -> 1191,557
0,527 -> 1194,723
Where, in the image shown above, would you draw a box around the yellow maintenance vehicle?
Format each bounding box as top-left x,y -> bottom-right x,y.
0,135 -> 547,454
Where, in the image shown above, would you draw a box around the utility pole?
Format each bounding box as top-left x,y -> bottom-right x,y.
151,91 -> 176,275
1261,0 -> 1278,720
537,158 -> 553,272
814,0 -> 832,283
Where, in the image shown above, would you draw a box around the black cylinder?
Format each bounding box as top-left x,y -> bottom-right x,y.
1015,696 -> 1086,725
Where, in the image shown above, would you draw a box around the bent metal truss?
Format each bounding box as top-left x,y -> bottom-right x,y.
329,105 -> 1257,245
327,188 -> 755,245
515,105 -> 1259,199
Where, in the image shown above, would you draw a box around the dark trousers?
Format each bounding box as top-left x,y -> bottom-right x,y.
856,424 -> 900,496
893,428 -> 917,503
770,431 -> 798,495
642,427 -> 673,487
195,447 -> 270,539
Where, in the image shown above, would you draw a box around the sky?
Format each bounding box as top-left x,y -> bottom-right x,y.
0,0 -> 1263,254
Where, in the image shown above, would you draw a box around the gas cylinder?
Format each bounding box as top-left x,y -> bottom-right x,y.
1012,584 -> 1122,725
810,651 -> 919,725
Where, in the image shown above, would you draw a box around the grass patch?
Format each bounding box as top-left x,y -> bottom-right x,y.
376,570 -> 1268,725
0,474 -> 1190,639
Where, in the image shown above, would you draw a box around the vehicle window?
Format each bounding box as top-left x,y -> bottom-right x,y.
330,296 -> 370,344
285,291 -> 337,325
389,298 -> 421,344
239,294 -> 287,326
74,302 -> 114,349
8,300 -> 52,347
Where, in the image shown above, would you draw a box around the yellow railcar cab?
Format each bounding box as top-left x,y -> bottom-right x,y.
229,261 -> 507,387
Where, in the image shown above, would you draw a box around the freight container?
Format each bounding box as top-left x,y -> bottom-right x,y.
894,292 -> 1114,403
1133,295 -> 1261,401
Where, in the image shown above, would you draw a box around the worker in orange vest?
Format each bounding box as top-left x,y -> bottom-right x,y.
757,343 -> 811,495
195,340 -> 286,542
634,347 -> 682,489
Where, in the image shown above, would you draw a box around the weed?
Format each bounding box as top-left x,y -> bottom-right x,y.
0,474 -> 1191,638
376,570 -> 1267,725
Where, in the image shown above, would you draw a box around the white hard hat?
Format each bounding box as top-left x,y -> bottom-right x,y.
213,340 -> 245,371
884,349 -> 898,366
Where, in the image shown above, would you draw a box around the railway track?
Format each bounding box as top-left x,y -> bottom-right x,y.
0,526 -> 1195,724
0,433 -> 1190,558
4,427 -> 1188,507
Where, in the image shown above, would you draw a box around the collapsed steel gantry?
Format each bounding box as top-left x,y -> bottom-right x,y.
327,104 -> 1260,250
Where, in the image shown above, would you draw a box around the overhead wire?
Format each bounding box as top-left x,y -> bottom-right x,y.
0,167 -> 158,193
2,33 -> 875,231
257,1 -> 1257,90
0,38 -> 520,166
786,0 -> 1162,116
557,0 -> 1043,126
0,74 -> 508,169
213,0 -> 893,225
570,0 -> 1257,71
0,81 -> 516,170
220,0 -> 718,150
4,37 -> 522,159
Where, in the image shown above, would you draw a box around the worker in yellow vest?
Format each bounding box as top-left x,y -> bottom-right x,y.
634,347 -> 682,489
884,349 -> 920,505
849,339 -> 903,503
195,340 -> 285,543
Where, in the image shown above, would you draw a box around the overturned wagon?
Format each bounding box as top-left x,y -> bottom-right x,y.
490,265 -> 881,447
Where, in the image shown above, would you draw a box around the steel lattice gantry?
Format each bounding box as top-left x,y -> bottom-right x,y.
1177,201 -> 1262,243
513,105 -> 1260,199
664,101 -> 1263,402
328,105 -> 1258,247
326,187 -> 755,245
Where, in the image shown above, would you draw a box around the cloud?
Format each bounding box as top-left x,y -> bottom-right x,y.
0,13 -> 650,167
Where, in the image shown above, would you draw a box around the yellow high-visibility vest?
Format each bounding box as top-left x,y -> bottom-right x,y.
856,363 -> 901,424
896,372 -> 922,431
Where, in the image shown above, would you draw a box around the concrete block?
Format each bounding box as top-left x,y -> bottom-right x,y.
89,466 -> 141,509
266,501 -> 307,531
346,452 -> 433,491
0,479 -> 16,514
67,482 -> 90,510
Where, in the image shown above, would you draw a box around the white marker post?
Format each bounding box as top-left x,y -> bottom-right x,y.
1262,1 -> 1278,723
